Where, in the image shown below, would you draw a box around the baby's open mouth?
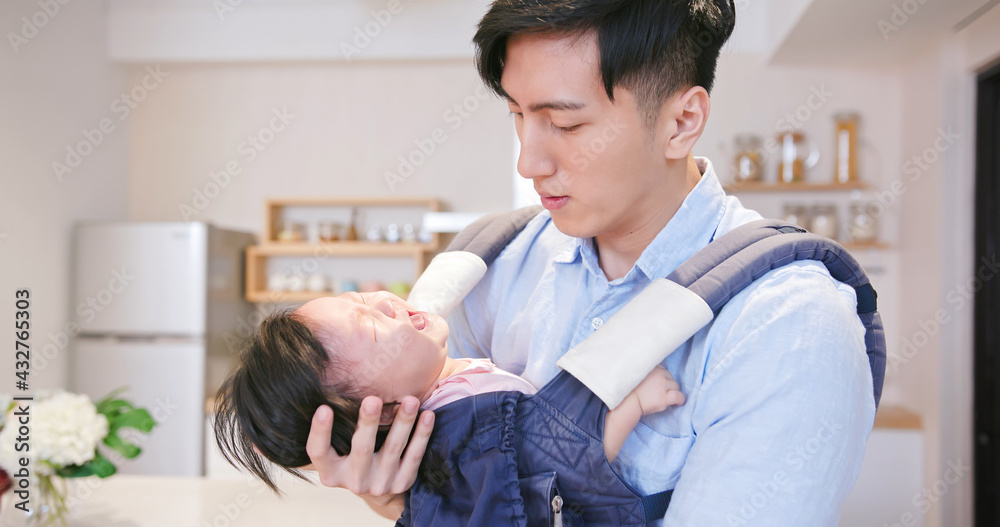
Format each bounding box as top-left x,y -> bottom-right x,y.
408,311 -> 427,330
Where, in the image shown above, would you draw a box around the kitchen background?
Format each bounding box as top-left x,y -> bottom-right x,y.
1,0 -> 998,525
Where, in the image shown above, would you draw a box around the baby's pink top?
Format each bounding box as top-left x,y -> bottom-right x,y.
421,358 -> 537,411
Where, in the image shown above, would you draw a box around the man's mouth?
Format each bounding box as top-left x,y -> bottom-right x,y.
540,195 -> 569,211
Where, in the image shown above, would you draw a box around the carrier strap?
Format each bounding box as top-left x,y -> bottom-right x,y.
665,219 -> 886,407
640,490 -> 673,523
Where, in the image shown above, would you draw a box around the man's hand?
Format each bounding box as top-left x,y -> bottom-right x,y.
304,395 -> 435,519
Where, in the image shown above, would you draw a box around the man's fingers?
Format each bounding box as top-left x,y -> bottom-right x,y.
376,397 -> 420,464
351,396 -> 382,459
306,405 -> 335,463
394,409 -> 435,493
306,405 -> 344,487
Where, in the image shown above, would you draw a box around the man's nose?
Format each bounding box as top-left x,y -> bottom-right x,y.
516,123 -> 556,180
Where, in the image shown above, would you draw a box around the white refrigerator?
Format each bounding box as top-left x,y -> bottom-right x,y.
70,222 -> 254,477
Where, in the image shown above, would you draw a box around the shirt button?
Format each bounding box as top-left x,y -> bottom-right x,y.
591,317 -> 604,330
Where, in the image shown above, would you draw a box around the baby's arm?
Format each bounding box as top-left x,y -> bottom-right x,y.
603,366 -> 686,463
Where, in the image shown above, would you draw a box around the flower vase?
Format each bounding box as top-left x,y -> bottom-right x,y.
1,474 -> 70,527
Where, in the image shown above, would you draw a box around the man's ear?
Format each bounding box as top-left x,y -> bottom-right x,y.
661,86 -> 710,161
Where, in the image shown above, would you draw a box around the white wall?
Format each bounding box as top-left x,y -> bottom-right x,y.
890,7 -> 1000,525
0,1 -> 130,390
126,60 -> 514,231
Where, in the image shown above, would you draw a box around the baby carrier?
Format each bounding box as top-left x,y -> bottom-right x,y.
401,206 -> 887,527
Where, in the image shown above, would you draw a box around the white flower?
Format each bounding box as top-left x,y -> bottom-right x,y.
0,392 -> 108,475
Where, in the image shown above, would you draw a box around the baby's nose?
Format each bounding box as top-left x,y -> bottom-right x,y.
374,298 -> 397,318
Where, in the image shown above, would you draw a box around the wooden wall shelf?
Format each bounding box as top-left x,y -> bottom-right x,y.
245,197 -> 442,303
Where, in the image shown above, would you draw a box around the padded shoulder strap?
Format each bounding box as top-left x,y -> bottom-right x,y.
559,219 -> 886,409
407,206 -> 543,317
667,219 -> 885,407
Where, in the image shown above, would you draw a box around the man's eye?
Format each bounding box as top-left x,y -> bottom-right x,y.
509,111 -> 523,118
554,123 -> 582,133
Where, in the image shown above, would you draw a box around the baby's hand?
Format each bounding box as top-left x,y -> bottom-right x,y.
632,365 -> 685,416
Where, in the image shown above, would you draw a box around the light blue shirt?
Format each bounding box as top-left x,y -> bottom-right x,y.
447,158 -> 876,526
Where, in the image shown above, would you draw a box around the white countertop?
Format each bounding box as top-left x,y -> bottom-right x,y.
17,475 -> 395,527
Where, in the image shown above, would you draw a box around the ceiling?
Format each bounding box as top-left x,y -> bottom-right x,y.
769,0 -> 998,67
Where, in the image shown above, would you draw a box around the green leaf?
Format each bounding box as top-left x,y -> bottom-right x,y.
94,387 -> 130,410
107,408 -> 156,434
57,452 -> 117,479
97,399 -> 134,416
103,433 -> 141,459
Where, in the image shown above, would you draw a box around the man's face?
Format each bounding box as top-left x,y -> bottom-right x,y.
502,31 -> 677,241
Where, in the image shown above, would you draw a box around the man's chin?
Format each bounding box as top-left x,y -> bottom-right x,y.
548,214 -> 595,240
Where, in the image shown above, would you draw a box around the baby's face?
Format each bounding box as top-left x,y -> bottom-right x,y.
295,291 -> 450,409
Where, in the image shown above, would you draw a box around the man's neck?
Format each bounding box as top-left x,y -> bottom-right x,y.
594,157 -> 703,281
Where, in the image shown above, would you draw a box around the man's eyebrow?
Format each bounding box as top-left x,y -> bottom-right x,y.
505,96 -> 587,113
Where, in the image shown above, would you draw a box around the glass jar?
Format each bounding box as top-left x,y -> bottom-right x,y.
275,220 -> 305,242
809,203 -> 840,240
385,223 -> 401,243
834,112 -> 860,184
777,131 -> 819,184
848,201 -> 879,243
732,134 -> 764,183
318,222 -> 342,243
781,202 -> 809,229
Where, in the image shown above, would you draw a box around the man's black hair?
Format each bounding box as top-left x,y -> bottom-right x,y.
474,0 -> 737,126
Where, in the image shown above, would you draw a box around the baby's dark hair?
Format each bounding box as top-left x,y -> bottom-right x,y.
212,309 -> 389,493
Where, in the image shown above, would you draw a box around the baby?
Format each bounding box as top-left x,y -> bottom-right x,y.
213,290 -> 685,494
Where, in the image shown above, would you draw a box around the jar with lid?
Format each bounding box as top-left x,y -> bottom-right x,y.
834,112 -> 860,184
732,134 -> 764,184
781,202 -> 809,229
808,203 -> 840,240
848,201 -> 879,243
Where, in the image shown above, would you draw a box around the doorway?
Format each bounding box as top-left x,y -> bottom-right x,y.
974,60 -> 1000,526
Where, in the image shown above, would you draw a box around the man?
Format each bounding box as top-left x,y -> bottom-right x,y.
305,1 -> 876,524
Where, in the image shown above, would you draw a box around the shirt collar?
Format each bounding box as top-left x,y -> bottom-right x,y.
557,157 -> 728,282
